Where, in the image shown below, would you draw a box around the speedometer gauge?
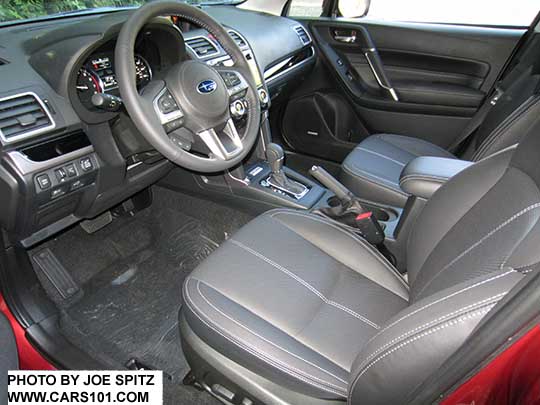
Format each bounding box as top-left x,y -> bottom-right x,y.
135,55 -> 152,88
76,68 -> 102,108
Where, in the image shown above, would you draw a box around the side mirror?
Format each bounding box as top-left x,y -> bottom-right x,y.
338,0 -> 370,18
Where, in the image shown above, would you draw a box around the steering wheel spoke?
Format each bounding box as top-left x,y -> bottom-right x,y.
214,66 -> 250,100
198,119 -> 243,161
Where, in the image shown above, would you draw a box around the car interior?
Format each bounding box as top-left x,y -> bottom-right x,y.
1,0 -> 540,404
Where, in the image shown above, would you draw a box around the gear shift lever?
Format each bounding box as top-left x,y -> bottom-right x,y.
266,143 -> 285,175
264,143 -> 308,199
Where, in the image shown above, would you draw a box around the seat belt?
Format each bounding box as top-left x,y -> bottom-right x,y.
448,64 -> 530,154
448,86 -> 504,154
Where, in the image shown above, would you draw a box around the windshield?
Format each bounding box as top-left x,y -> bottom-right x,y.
0,0 -> 242,25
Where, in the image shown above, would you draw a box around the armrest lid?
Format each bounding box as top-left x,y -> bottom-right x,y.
400,156 -> 473,199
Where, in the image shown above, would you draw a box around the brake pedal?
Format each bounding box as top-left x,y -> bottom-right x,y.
32,248 -> 80,300
80,211 -> 113,234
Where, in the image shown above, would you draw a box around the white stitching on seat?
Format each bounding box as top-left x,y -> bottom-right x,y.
362,269 -> 515,348
230,239 -> 381,329
269,210 -> 403,280
349,307 -> 492,401
182,280 -> 348,397
415,202 -> 540,298
356,292 -> 507,372
195,280 -> 349,386
354,147 -> 407,166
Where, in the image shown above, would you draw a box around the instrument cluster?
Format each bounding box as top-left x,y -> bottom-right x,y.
76,54 -> 152,109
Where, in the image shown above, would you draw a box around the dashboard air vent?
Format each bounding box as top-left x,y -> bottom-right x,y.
294,25 -> 311,45
185,36 -> 219,58
0,93 -> 55,143
228,30 -> 247,48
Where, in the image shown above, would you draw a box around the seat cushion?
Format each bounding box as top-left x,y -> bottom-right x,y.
340,134 -> 456,207
1,313 -> 18,405
182,209 -> 408,400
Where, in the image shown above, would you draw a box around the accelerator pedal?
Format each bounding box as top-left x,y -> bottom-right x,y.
32,248 -> 80,300
80,211 -> 113,234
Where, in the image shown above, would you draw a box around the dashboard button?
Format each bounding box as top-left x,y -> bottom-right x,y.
55,168 -> 67,182
51,187 -> 67,199
65,164 -> 77,177
36,174 -> 51,190
80,157 -> 93,172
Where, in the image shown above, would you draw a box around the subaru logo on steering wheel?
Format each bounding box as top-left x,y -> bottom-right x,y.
197,80 -> 217,94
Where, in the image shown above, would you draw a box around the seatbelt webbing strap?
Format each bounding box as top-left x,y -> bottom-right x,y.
448,87 -> 504,153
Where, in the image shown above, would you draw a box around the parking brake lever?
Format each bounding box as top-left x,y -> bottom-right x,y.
309,165 -> 355,208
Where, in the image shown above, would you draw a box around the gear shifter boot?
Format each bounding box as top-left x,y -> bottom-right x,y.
264,143 -> 309,198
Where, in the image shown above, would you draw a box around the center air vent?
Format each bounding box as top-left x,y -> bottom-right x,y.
185,36 -> 219,58
228,30 -> 247,49
294,25 -> 311,46
0,92 -> 55,143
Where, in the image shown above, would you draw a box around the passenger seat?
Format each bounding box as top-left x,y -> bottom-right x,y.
340,66 -> 540,207
1,312 -> 18,405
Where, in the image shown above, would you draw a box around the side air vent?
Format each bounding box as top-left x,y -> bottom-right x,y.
228,30 -> 247,49
0,92 -> 55,143
294,25 -> 311,46
185,36 -> 219,58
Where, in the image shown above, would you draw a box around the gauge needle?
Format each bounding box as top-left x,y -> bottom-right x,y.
77,85 -> 89,90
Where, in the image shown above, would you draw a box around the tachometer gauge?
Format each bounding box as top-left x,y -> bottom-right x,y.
76,68 -> 102,108
134,55 -> 152,88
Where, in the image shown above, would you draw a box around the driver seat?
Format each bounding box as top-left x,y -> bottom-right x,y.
179,127 -> 540,404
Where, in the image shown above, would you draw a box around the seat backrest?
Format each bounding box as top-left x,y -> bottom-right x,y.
463,68 -> 540,161
348,124 -> 540,404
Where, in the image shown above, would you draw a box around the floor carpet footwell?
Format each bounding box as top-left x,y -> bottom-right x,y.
30,187 -> 253,404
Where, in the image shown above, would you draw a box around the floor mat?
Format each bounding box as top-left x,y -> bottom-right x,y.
30,187 -> 253,404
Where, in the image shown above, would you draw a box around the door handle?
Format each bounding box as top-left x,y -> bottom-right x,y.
335,34 -> 356,43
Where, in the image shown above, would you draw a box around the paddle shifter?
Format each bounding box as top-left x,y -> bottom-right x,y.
310,165 -> 385,246
264,143 -> 309,199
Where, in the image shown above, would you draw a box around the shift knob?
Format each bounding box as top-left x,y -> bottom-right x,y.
266,143 -> 285,174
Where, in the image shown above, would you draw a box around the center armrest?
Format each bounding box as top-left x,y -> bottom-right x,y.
399,156 -> 473,199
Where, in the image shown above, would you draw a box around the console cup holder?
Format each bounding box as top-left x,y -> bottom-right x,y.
326,196 -> 397,222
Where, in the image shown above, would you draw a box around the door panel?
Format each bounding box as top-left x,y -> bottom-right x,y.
280,18 -> 524,161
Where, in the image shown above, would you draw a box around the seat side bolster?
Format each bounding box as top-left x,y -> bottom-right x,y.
348,270 -> 523,405
182,278 -> 349,399
269,210 -> 410,300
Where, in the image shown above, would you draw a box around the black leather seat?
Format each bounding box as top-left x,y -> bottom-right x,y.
1,313 -> 18,405
339,69 -> 540,207
180,130 -> 540,404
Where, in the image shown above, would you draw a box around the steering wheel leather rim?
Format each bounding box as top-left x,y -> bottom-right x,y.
115,1 -> 261,172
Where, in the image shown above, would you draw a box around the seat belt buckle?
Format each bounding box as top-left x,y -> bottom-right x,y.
355,212 -> 385,245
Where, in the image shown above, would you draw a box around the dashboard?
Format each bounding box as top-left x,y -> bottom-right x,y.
0,5 -> 316,245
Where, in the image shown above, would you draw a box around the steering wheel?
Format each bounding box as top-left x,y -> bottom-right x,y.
115,1 -> 261,172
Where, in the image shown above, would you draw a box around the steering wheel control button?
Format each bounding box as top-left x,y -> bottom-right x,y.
230,100 -> 246,119
158,91 -> 178,114
169,133 -> 192,151
36,174 -> 51,190
65,164 -> 77,177
164,118 -> 184,133
80,157 -> 94,172
55,168 -> 67,182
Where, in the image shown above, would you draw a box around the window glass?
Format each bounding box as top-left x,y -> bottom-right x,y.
288,0 -> 324,18
367,0 -> 539,27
